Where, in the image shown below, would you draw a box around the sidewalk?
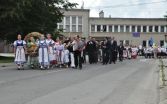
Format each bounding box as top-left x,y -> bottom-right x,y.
159,59 -> 167,104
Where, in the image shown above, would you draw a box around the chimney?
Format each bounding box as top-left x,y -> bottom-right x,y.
99,10 -> 104,18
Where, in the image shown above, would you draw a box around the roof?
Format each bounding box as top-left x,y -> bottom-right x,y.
89,17 -> 166,21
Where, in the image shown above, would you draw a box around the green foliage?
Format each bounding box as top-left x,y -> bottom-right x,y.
0,0 -> 77,42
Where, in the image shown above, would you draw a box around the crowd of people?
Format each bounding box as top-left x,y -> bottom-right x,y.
14,33 -> 152,70
141,45 -> 167,59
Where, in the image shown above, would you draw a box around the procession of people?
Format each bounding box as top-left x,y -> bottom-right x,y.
14,32 -> 167,70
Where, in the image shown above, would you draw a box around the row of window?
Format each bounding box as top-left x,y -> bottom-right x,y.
91,25 -> 166,33
58,25 -> 82,32
59,16 -> 82,25
58,16 -> 83,32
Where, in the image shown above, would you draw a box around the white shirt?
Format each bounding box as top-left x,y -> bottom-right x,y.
72,40 -> 78,51
13,40 -> 26,47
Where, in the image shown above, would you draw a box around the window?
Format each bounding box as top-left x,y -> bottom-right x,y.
109,25 -> 112,32
161,26 -> 165,32
59,25 -> 63,29
60,18 -> 64,25
126,26 -> 130,32
132,26 -> 135,32
160,40 -> 164,47
120,25 -> 124,32
66,16 -> 70,25
103,25 -> 106,32
78,16 -> 82,25
114,25 -> 118,32
142,40 -> 146,47
72,16 -> 76,25
72,25 -> 76,32
149,26 -> 153,32
137,26 -> 141,32
78,25 -> 82,32
65,25 -> 70,32
155,26 -> 159,32
143,26 -> 147,32
91,25 -> 95,32
97,25 -> 101,32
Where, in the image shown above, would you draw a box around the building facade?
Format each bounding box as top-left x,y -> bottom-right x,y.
58,9 -> 89,38
57,9 -> 167,46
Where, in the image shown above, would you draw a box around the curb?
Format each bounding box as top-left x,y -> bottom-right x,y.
159,59 -> 167,104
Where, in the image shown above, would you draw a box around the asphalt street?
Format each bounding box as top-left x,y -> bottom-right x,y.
0,58 -> 159,104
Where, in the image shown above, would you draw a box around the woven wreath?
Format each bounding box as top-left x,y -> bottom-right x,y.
24,32 -> 42,41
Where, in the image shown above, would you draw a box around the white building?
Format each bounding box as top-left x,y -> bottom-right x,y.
57,9 -> 167,46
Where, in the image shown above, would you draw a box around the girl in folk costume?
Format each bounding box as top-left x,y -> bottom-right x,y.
27,36 -> 38,69
54,40 -> 64,68
63,43 -> 70,68
13,34 -> 27,70
131,46 -> 138,59
35,35 -> 50,69
46,34 -> 55,67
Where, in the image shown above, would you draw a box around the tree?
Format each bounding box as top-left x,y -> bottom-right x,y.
0,0 -> 77,42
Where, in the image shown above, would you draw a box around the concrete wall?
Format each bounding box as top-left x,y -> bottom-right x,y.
89,18 -> 166,25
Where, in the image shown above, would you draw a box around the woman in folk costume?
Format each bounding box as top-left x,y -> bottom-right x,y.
35,35 -> 50,69
13,34 -> 27,70
54,38 -> 60,66
27,36 -> 38,69
46,34 -> 55,67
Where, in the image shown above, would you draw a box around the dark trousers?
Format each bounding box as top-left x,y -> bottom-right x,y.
74,50 -> 82,68
88,52 -> 94,64
94,51 -> 98,63
109,51 -> 112,64
119,52 -> 123,61
111,51 -> 117,63
103,50 -> 109,64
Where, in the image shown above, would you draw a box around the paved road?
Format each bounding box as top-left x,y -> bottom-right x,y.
0,58 -> 159,104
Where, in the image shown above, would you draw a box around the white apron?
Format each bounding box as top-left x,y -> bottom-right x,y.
46,39 -> 55,61
38,40 -> 49,66
14,40 -> 26,65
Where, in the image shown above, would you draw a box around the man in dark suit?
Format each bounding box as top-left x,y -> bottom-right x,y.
86,37 -> 97,64
110,37 -> 118,64
118,43 -> 124,62
105,37 -> 112,64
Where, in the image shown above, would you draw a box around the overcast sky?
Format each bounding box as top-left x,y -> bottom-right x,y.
68,0 -> 167,18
